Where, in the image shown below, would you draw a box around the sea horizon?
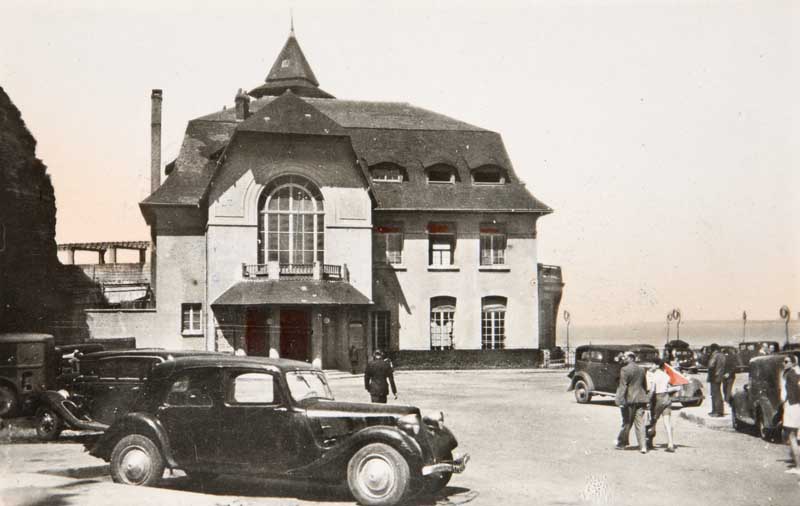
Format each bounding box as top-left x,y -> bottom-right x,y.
559,319 -> 800,349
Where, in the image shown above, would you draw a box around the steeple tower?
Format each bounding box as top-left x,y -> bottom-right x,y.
249,24 -> 334,99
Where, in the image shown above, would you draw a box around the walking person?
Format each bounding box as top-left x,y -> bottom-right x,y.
780,354 -> 800,475
615,351 -> 650,453
646,358 -> 680,452
364,350 -> 397,404
707,344 -> 726,417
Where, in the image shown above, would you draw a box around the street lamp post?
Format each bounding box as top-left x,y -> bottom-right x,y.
673,309 -> 682,341
563,310 -> 571,365
666,312 -> 674,346
742,310 -> 747,343
780,306 -> 791,348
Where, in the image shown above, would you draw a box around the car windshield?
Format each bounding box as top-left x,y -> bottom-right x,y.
634,350 -> 659,363
287,371 -> 335,402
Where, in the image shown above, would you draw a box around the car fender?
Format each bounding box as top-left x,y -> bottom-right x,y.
88,412 -> 177,468
731,390 -> 751,420
287,425 -> 424,481
36,390 -> 109,432
568,372 -> 594,392
755,398 -> 780,429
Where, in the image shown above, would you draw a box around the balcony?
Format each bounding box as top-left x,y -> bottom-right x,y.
242,261 -> 349,281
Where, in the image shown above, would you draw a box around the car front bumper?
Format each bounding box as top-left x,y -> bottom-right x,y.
421,452 -> 470,476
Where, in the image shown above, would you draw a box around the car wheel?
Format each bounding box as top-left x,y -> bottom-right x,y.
731,406 -> 742,432
0,385 -> 18,418
35,407 -> 64,441
574,380 -> 592,404
422,452 -> 453,497
110,434 -> 165,486
347,443 -> 410,506
754,409 -> 775,442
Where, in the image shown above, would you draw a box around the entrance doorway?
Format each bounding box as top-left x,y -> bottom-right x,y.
245,308 -> 269,356
280,309 -> 311,362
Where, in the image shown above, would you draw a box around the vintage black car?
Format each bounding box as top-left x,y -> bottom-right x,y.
663,340 -> 698,373
695,345 -> 738,372
731,351 -> 800,441
567,344 -> 704,407
87,355 -> 467,506
34,349 -> 221,440
736,340 -> 780,372
0,333 -> 60,418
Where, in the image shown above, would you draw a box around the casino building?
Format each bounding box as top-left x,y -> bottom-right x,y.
107,28 -> 560,370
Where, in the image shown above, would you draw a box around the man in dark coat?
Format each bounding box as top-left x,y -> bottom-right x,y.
722,348 -> 737,405
707,343 -> 726,417
364,350 -> 397,403
615,351 -> 650,453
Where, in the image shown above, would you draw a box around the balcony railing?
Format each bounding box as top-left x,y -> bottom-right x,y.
242,261 -> 347,281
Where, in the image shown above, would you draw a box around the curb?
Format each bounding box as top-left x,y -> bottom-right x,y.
679,410 -> 733,431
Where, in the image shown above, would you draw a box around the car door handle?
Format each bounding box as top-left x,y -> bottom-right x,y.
131,386 -> 140,392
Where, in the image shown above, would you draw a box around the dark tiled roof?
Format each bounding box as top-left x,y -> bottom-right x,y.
141,96 -> 551,214
212,280 -> 372,306
249,33 -> 333,99
237,92 -> 346,137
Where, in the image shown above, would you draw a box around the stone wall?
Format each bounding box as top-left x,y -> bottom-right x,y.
0,86 -> 69,337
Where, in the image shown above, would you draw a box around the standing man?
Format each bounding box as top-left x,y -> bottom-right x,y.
780,354 -> 800,475
707,343 -> 726,417
722,348 -> 737,406
615,351 -> 650,453
364,350 -> 397,403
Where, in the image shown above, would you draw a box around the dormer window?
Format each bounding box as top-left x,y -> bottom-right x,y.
472,165 -> 506,185
426,164 -> 458,184
370,163 -> 406,183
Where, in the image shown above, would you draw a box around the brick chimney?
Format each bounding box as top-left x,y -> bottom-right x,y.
235,88 -> 250,121
150,89 -> 162,193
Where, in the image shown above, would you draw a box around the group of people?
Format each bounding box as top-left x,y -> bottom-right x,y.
705,343 -> 736,417
614,352 -> 679,453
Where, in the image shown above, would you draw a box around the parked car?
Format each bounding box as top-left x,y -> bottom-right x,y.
33,349 -> 222,440
731,350 -> 800,441
87,355 -> 468,506
663,340 -> 698,373
695,345 -> 738,372
567,344 -> 704,407
736,341 -> 780,372
55,343 -> 105,378
0,333 -> 59,418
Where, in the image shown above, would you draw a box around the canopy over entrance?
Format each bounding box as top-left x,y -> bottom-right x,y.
212,280 -> 372,307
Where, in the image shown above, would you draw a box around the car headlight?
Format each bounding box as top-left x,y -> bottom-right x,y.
398,414 -> 421,435
57,389 -> 70,399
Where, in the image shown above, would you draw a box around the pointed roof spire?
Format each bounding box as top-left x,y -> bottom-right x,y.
290,10 -> 295,37
248,23 -> 334,99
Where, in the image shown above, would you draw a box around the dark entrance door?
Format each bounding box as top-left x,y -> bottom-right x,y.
245,308 -> 269,356
280,309 -> 310,362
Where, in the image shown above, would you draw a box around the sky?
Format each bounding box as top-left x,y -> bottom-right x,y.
1,0 -> 798,326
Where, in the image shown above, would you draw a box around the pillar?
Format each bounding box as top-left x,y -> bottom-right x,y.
98,250 -> 105,265
107,247 -> 117,264
139,249 -> 147,264
66,249 -> 75,265
268,308 -> 280,358
311,310 -> 323,369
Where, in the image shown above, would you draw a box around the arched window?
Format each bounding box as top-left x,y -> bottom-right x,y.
430,296 -> 456,350
426,164 -> 459,184
257,176 -> 324,265
471,165 -> 506,184
482,296 -> 507,350
370,162 -> 407,183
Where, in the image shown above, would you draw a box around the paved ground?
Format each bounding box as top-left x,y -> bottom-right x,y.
1,369 -> 798,506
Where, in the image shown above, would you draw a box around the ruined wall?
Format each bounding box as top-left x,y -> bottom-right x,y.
0,86 -> 71,337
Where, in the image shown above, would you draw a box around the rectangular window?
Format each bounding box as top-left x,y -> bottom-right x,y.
182,303 -> 203,335
372,311 -> 390,351
229,372 -> 278,404
428,223 -> 455,266
480,226 -> 506,266
374,226 -> 403,265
